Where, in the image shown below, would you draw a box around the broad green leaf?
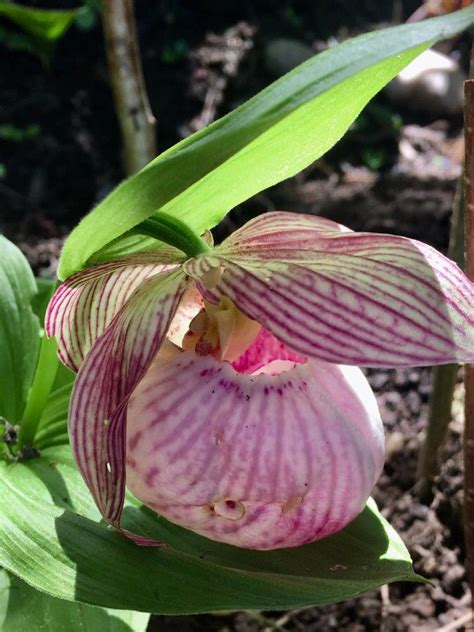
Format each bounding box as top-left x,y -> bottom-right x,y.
0,569 -> 149,631
59,7 -> 474,279
0,569 -> 8,630
0,446 -> 424,614
35,381 -> 72,449
52,361 -> 75,391
0,2 -> 76,57
0,236 -> 39,422
31,277 -> 55,324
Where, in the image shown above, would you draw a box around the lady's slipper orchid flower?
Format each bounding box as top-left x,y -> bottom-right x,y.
46,212 -> 474,550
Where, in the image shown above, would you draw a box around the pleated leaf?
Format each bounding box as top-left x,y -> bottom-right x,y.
58,8 -> 474,279
0,446 -> 424,613
0,3 -> 77,58
0,570 -> 149,632
0,236 -> 40,422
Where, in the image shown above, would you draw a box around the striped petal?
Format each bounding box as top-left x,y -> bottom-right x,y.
202,214 -> 474,367
70,267 -> 189,533
219,211 -> 352,260
46,249 -> 183,371
126,351 -> 384,550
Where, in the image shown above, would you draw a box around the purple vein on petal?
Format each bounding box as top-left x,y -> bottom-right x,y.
126,352 -> 383,549
211,234 -> 474,366
69,267 -> 189,530
46,250 -> 184,371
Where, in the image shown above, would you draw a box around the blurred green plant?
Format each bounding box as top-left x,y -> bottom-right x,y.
361,146 -> 388,170
0,123 -> 40,142
161,37 -> 188,64
0,1 -> 77,60
330,101 -> 403,170
282,3 -> 303,29
0,22 -> 34,53
75,0 -> 101,31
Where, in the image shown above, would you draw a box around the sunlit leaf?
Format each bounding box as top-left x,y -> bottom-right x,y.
58,7 -> 474,279
34,382 -> 72,449
31,277 -> 55,324
0,2 -> 76,58
0,446 -> 424,613
0,569 -> 149,631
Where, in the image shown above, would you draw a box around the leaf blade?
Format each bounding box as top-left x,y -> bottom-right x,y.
0,570 -> 149,632
0,446 -> 425,614
0,236 -> 40,422
58,7 -> 474,279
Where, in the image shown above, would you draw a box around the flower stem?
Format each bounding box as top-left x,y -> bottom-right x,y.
18,334 -> 59,449
130,212 -> 212,258
463,77 -> 474,612
416,180 -> 464,501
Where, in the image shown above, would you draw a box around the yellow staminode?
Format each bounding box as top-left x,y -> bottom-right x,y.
182,297 -> 260,362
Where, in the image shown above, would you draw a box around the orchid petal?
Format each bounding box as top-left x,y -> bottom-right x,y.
46,250 -> 183,371
69,267 -> 189,533
126,352 -> 384,550
220,211 -> 352,258
206,217 -> 474,367
166,284 -> 204,347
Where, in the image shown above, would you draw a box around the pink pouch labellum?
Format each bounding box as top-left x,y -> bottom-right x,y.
69,267 -> 189,533
48,210 -> 474,550
126,351 -> 384,550
46,250 -> 183,372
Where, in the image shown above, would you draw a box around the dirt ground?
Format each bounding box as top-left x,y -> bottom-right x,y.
0,1 -> 471,630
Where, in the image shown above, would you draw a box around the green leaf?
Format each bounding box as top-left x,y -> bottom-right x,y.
58,7 -> 474,279
31,277 -> 55,324
34,381 -> 72,449
0,123 -> 40,142
18,279 -> 63,448
0,569 -> 149,631
0,446 -> 424,614
0,2 -> 76,57
0,569 -> 8,630
0,236 -> 39,423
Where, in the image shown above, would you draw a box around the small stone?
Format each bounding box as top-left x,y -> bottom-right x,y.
264,38 -> 314,77
406,390 -> 422,415
368,371 -> 389,391
394,369 -> 410,388
407,593 -> 435,618
385,431 -> 405,457
441,564 -> 465,594
384,392 -> 402,408
386,49 -> 465,117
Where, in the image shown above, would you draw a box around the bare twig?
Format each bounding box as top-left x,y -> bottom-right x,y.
417,26 -> 471,500
464,77 -> 474,615
102,0 -> 156,174
436,611 -> 473,632
417,363 -> 459,500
